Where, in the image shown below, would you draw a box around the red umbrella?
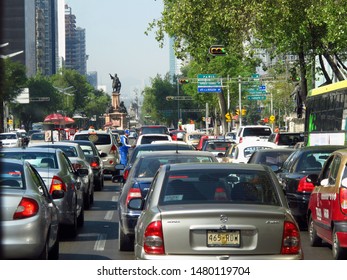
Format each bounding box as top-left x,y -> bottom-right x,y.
64,116 -> 75,124
44,113 -> 64,124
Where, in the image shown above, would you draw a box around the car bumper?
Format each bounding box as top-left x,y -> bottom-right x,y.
335,221 -> 347,248
286,193 -> 310,221
134,245 -> 303,260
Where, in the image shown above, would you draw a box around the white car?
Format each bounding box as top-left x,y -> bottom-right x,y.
0,132 -> 22,148
235,125 -> 273,143
224,141 -> 279,163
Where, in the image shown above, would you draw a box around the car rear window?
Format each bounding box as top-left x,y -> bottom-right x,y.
74,134 -> 111,145
278,133 -> 304,145
140,135 -> 170,144
0,163 -> 24,189
140,127 -> 168,134
1,152 -> 58,169
159,169 -> 280,206
243,127 -> 272,137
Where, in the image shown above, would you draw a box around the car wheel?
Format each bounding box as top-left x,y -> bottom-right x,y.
48,238 -> 60,260
118,225 -> 134,251
332,227 -> 347,260
84,191 -> 91,210
90,188 -> 94,205
308,215 -> 322,247
66,212 -> 78,238
77,205 -> 84,228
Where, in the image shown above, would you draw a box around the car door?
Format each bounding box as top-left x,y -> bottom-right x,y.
315,154 -> 341,242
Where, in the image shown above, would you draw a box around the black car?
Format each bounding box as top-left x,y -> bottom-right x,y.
64,140 -> 106,191
247,148 -> 294,170
117,150 -> 218,251
276,145 -> 346,228
268,132 -> 304,148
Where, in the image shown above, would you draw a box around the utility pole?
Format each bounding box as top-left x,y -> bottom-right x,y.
238,76 -> 242,127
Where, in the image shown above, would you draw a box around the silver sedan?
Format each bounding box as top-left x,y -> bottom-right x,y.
130,163 -> 303,260
0,159 -> 60,259
0,147 -> 86,237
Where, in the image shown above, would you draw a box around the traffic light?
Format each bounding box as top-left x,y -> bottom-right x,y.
235,108 -> 240,115
209,45 -> 226,56
178,78 -> 189,84
241,108 -> 246,116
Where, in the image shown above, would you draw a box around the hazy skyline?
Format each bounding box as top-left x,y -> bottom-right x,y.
65,0 -> 170,103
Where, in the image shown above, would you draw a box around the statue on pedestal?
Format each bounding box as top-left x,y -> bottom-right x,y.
109,73 -> 121,93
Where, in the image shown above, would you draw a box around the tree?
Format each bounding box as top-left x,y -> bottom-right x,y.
0,58 -> 27,132
148,0 -> 347,114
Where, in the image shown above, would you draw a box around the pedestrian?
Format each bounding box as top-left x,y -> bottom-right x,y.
119,129 -> 131,165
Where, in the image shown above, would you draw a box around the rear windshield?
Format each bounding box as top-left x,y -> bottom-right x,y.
1,152 -> 58,169
278,133 -> 304,145
204,142 -> 232,152
159,169 -> 280,206
141,127 -> 168,134
243,127 -> 272,137
74,134 -> 111,145
140,135 -> 170,144
0,163 -> 24,189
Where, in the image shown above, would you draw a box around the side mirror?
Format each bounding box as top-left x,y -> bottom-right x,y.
51,189 -> 65,199
115,164 -> 125,170
127,198 -> 144,210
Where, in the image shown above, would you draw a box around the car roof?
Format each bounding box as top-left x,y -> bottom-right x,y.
235,141 -> 278,148
30,141 -> 80,147
75,130 -> 111,135
1,147 -> 60,153
298,145 -> 346,151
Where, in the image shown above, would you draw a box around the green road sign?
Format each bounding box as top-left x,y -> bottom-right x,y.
197,74 -> 217,79
247,95 -> 266,100
247,89 -> 267,94
198,81 -> 222,87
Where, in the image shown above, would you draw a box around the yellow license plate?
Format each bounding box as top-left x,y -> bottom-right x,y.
207,230 -> 240,247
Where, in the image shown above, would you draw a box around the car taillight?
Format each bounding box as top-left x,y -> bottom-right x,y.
297,176 -> 315,193
126,187 -> 142,205
49,175 -> 67,193
339,187 -> 347,214
123,168 -> 130,181
281,221 -> 301,255
13,197 -> 39,219
144,221 -> 165,254
72,163 -> 83,170
90,160 -> 99,168
110,144 -> 118,154
239,137 -> 243,143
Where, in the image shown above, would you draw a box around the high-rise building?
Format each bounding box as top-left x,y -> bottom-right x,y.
64,4 -> 87,75
87,71 -> 98,89
2,0 -> 36,77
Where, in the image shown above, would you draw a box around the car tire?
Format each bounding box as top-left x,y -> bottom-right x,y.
308,215 -> 322,247
66,212 -> 78,238
84,191 -> 91,210
118,225 -> 134,251
77,205 -> 84,228
332,227 -> 347,260
48,238 -> 60,260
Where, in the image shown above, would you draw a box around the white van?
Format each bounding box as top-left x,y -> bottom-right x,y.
235,125 -> 273,143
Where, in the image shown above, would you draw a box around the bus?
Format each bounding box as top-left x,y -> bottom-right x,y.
305,79 -> 347,146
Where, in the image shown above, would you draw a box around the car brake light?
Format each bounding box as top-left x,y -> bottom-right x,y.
49,175 -> 67,193
144,221 -> 165,254
13,197 -> 39,219
297,176 -> 315,193
90,161 -> 99,168
123,169 -> 130,181
281,221 -> 301,254
339,187 -> 347,214
239,137 -> 243,143
126,187 -> 142,205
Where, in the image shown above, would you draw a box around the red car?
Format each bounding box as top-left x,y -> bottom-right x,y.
307,148 -> 347,260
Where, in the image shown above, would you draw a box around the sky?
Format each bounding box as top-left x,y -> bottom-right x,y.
65,0 -> 170,104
